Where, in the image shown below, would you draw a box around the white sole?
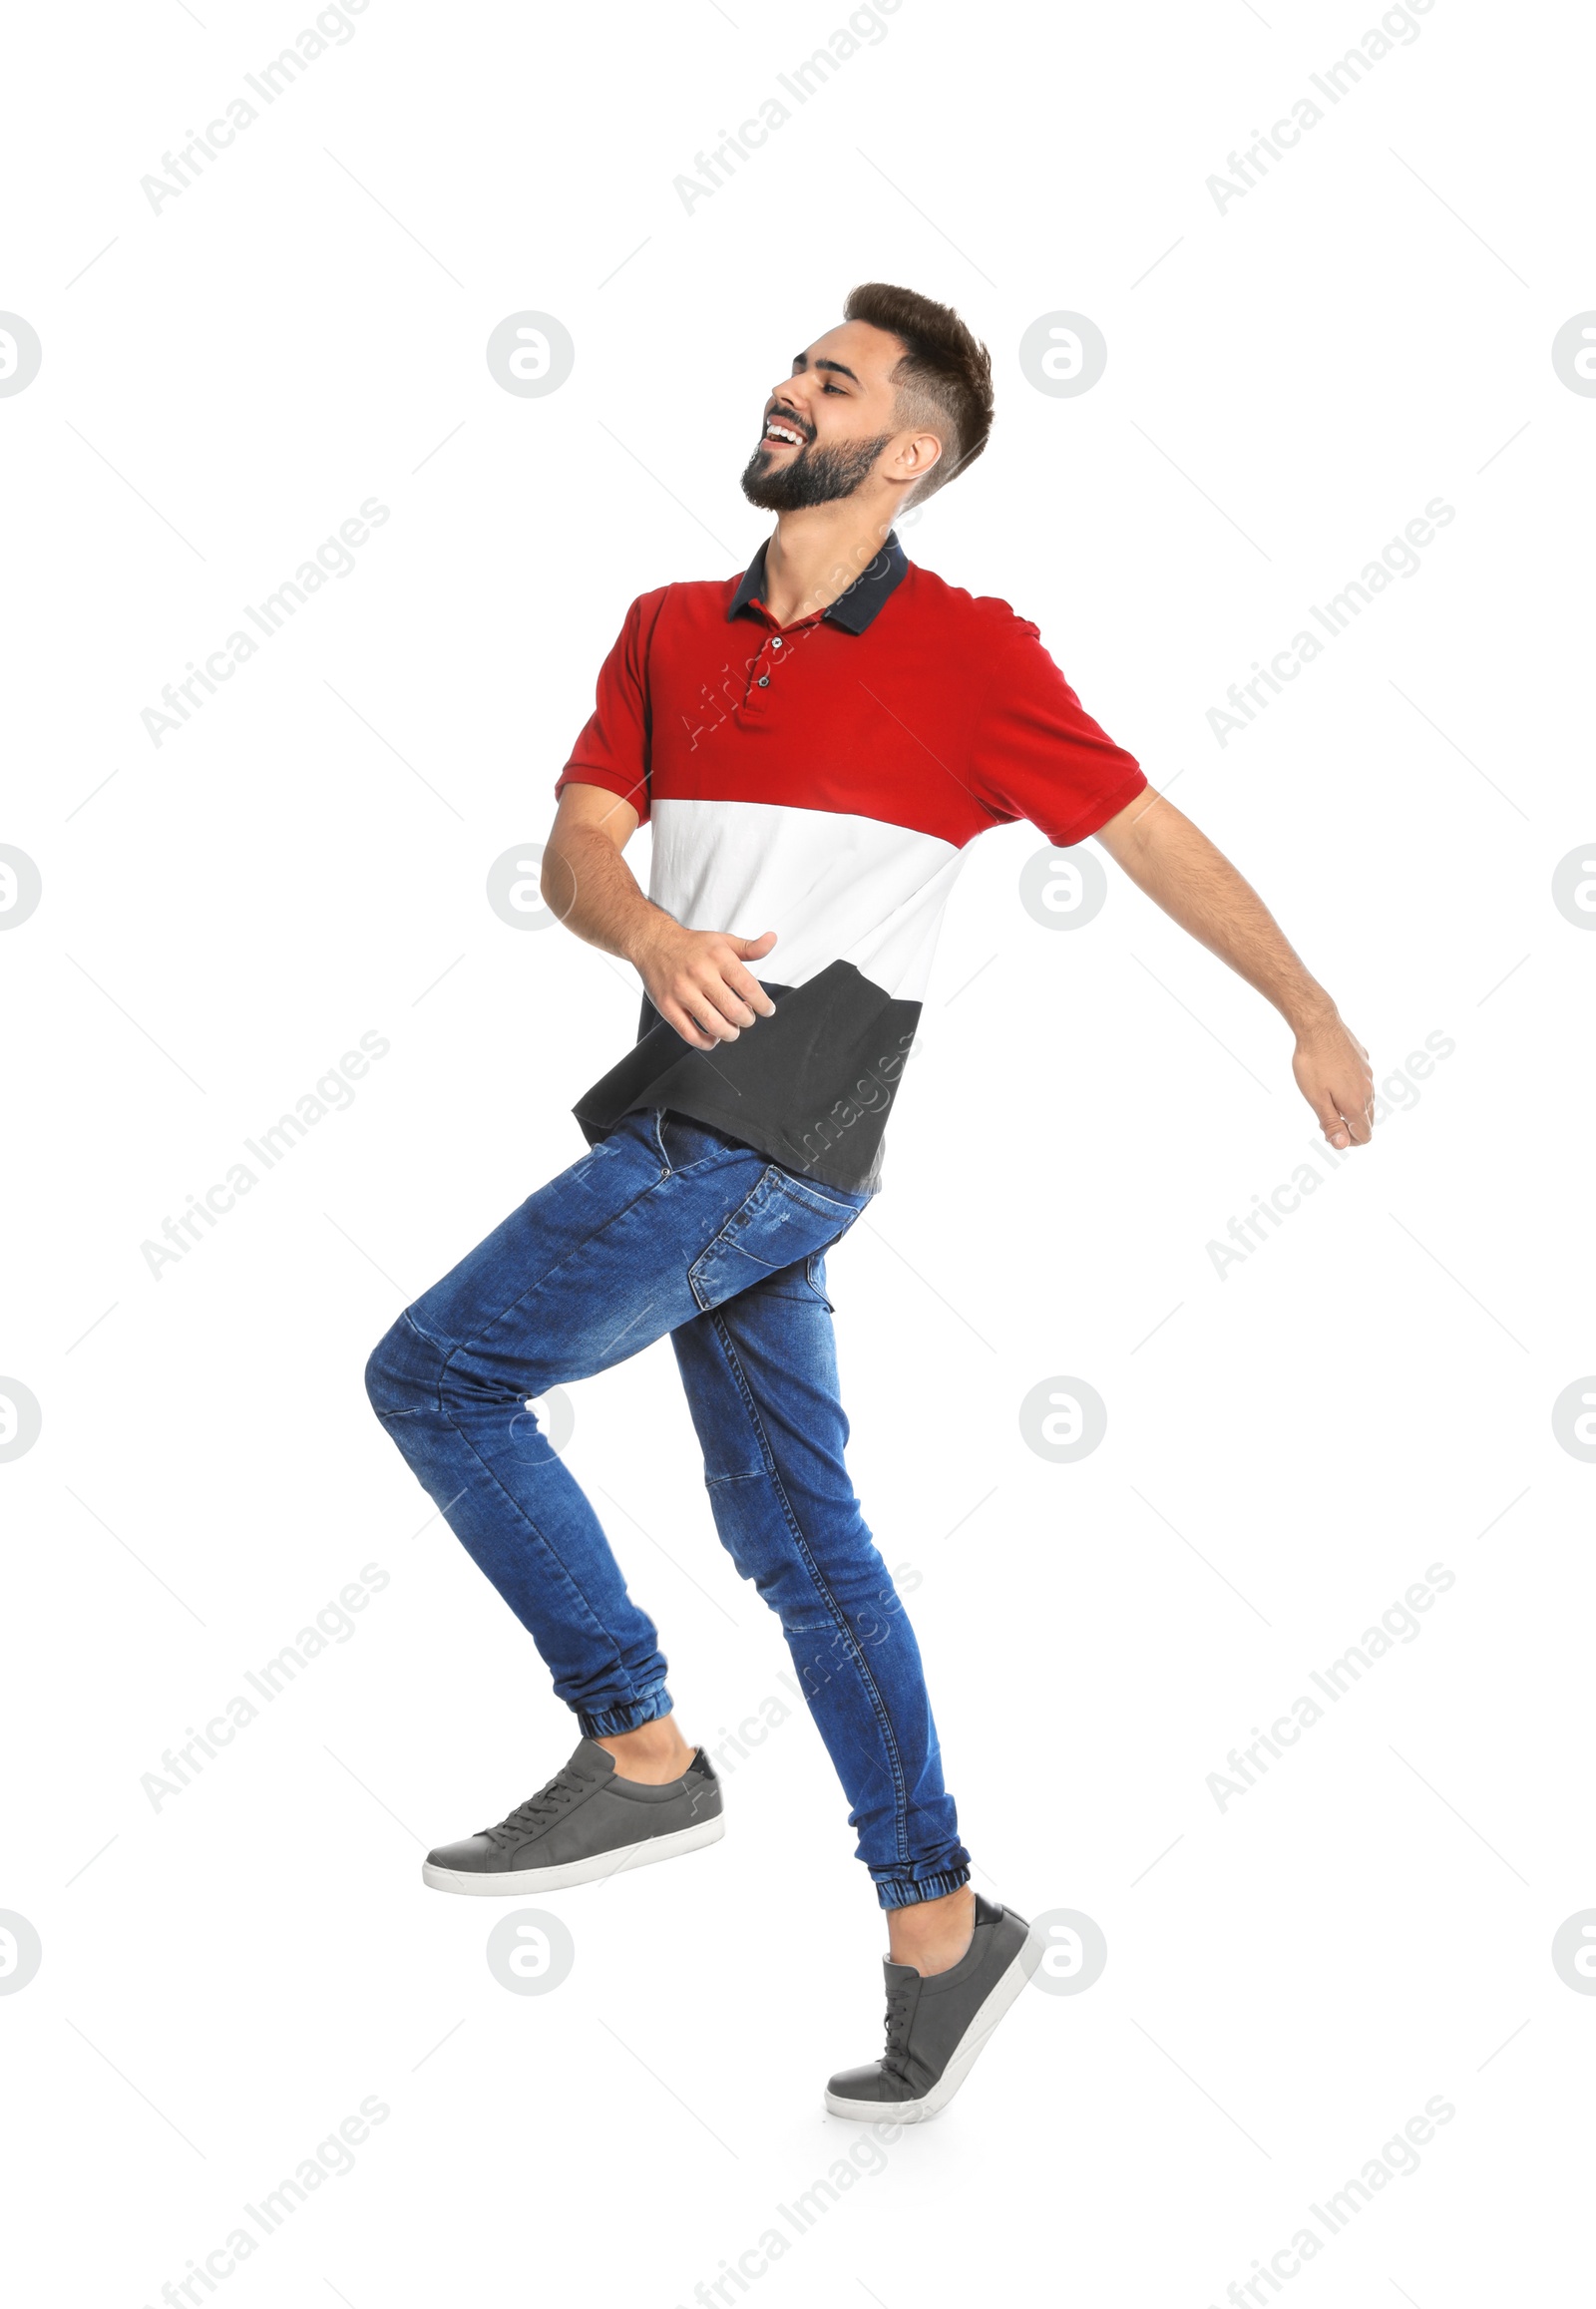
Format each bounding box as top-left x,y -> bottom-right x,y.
422,1814 -> 724,1896
824,1920 -> 1046,2122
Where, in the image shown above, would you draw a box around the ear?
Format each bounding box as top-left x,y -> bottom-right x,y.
896,430 -> 943,485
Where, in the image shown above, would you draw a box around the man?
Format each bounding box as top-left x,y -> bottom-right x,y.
365,282 -> 1374,2122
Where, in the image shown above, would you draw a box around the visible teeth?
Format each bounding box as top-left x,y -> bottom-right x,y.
765,423 -> 801,444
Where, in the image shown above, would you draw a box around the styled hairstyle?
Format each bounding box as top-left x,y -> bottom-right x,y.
842,281 -> 995,507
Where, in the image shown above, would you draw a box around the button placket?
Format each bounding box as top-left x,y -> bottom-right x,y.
733,604 -> 818,720
743,625 -> 776,711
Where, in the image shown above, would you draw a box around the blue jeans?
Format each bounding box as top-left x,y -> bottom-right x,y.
364,1105 -> 971,1910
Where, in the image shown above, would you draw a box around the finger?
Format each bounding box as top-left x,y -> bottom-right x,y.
689,962 -> 762,1030
681,974 -> 747,1040
1308,1082 -> 1354,1151
719,961 -> 777,1018
1329,1075 -> 1374,1146
696,985 -> 756,1033
658,995 -> 720,1050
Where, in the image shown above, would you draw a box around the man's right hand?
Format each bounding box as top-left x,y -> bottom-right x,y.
630,920 -> 779,1050
540,785 -> 777,1050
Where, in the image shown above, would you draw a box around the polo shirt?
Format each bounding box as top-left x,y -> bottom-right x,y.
554,529 -> 1147,1193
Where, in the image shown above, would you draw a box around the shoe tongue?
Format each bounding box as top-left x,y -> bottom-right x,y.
572,1737 -> 616,1775
883,1959 -> 920,1987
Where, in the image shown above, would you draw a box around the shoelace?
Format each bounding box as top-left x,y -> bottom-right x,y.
881,1978 -> 918,2081
480,1763 -> 595,1848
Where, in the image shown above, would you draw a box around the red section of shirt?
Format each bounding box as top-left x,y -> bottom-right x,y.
556,561 -> 1146,849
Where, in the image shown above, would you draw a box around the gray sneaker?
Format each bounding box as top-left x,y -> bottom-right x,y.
825,1894 -> 1043,2121
422,1735 -> 723,1896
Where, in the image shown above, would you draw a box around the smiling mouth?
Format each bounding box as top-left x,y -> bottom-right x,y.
762,416 -> 806,448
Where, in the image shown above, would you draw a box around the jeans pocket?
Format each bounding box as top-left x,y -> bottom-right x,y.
687,1168 -> 866,1314
803,1248 -> 836,1311
659,1108 -> 738,1174
761,1244 -> 840,1310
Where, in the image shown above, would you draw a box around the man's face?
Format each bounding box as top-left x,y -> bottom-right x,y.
739,320 -> 931,512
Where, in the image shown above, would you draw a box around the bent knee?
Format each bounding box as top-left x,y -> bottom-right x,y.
364,1312 -> 442,1418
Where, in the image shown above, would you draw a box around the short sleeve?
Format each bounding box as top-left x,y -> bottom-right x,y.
968,615 -> 1147,846
554,589 -> 664,826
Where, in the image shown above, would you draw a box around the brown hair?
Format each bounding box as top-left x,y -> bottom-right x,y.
842,281 -> 995,508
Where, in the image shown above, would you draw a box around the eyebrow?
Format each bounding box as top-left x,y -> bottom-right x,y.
791,352 -> 860,383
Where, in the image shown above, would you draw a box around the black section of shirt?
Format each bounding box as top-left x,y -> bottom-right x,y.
571,962 -> 920,1195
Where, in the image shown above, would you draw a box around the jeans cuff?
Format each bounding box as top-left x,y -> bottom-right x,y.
577,1684 -> 674,1738
873,1865 -> 972,1912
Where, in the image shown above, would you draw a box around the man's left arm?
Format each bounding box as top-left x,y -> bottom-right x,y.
1093,789 -> 1375,1151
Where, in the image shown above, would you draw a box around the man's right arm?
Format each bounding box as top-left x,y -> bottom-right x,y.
541,781 -> 777,1051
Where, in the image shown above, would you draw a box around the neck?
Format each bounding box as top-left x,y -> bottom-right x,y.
759,500 -> 899,626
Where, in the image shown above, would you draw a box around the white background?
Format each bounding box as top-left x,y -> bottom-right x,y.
3,0 -> 1593,2302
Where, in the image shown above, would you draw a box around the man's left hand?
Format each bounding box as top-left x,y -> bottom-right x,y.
1293,1011 -> 1375,1149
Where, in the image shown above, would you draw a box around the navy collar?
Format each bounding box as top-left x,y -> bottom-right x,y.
727,529 -> 909,634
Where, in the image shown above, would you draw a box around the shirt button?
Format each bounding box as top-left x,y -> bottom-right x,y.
757,674 -> 770,686
771,636 -> 783,648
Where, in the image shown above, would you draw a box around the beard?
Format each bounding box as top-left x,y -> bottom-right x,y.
739,427 -> 895,511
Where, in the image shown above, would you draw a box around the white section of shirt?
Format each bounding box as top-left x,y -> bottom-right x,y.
648,797 -> 966,1003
